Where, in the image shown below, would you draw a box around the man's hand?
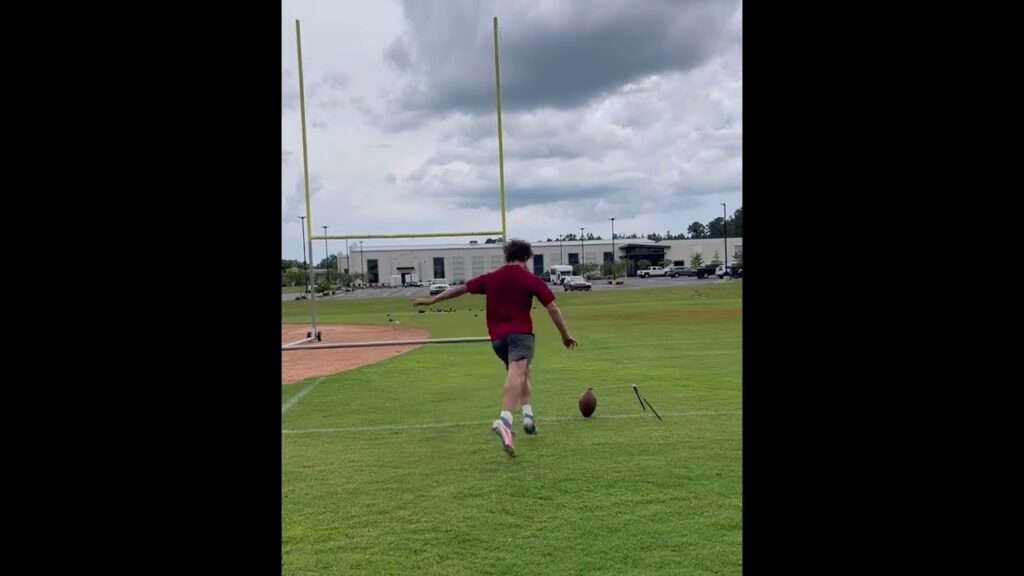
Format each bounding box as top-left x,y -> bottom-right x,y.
412,297 -> 435,307
562,335 -> 578,350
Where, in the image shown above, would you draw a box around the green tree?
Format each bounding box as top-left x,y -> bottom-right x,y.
317,255 -> 338,270
314,255 -> 342,284
600,261 -> 628,278
687,222 -> 708,238
707,217 -> 727,239
284,269 -> 306,287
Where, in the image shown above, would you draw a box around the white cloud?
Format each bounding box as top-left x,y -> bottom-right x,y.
281,0 -> 741,260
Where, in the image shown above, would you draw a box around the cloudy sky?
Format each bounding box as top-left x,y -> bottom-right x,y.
282,0 -> 741,263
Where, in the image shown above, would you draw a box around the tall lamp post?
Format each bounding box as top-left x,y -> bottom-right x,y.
322,225 -> 330,284
579,227 -> 585,269
609,217 -> 616,281
721,203 -> 728,271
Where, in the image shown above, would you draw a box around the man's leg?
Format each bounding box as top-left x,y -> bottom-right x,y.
493,359 -> 526,456
521,365 -> 536,434
491,337 -> 519,456
503,359 -> 528,411
520,365 -> 532,405
507,334 -> 537,435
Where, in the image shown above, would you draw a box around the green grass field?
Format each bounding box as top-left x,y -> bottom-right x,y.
282,282 -> 742,575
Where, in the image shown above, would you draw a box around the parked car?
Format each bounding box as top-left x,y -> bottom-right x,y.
429,281 -> 450,295
563,276 -> 592,291
667,265 -> 694,277
694,263 -> 719,279
539,272 -> 551,282
636,266 -> 671,278
715,263 -> 743,279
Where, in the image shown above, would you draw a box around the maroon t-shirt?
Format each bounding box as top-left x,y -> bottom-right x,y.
466,264 -> 556,341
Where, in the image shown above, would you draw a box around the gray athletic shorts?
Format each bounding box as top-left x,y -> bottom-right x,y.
491,333 -> 535,368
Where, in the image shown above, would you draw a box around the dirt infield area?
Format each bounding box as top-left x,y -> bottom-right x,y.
281,323 -> 431,385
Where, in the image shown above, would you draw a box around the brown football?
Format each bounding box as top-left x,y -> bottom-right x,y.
579,388 -> 597,417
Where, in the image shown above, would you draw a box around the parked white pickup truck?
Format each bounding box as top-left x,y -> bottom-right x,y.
637,266 -> 671,278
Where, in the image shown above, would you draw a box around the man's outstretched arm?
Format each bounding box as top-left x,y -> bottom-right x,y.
544,300 -> 578,349
412,284 -> 469,307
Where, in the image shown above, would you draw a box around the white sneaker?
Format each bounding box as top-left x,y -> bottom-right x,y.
492,419 -> 515,457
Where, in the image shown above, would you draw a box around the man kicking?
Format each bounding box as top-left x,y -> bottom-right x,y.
413,239 -> 578,456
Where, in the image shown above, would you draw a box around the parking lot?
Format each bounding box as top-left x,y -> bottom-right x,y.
282,275 -> 731,301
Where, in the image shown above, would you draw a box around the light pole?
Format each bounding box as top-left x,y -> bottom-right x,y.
322,225 -> 330,284
298,216 -> 307,291
579,227 -> 585,269
360,241 -> 365,283
609,217 -> 616,281
721,203 -> 728,271
558,235 -> 564,264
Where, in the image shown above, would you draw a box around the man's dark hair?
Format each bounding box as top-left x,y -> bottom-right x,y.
503,239 -> 533,263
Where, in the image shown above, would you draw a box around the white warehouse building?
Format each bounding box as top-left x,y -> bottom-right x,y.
335,238 -> 742,285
